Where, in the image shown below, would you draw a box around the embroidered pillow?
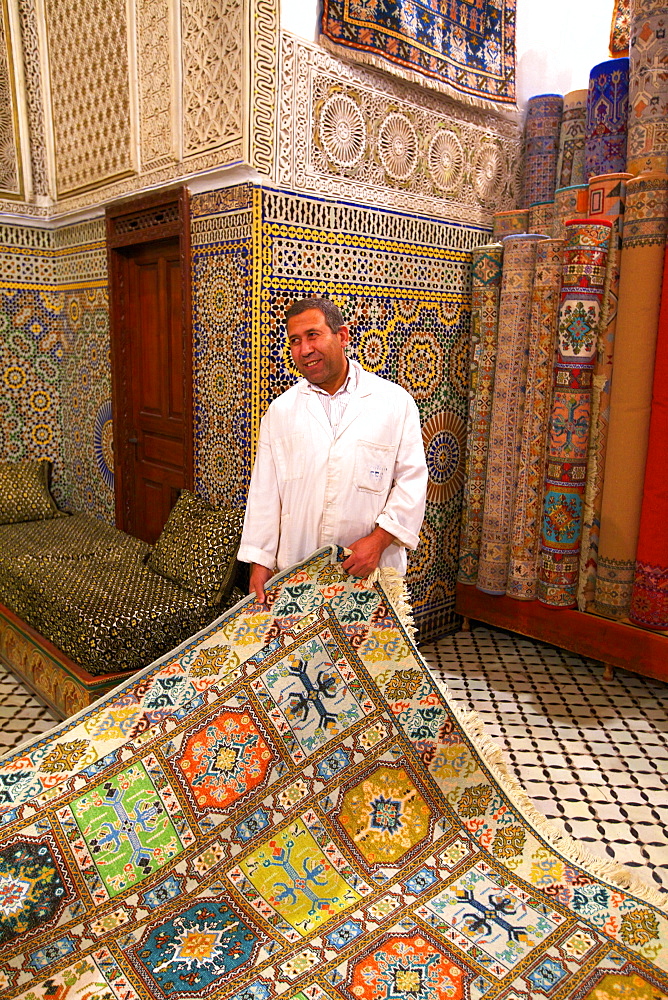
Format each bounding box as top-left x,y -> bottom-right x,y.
0,459 -> 64,525
146,490 -> 244,603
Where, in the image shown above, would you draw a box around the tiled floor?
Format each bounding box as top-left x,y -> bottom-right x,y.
0,663 -> 58,755
421,625 -> 668,894
1,623 -> 666,894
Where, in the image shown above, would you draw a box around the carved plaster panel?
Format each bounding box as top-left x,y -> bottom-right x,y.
138,0 -> 175,170
278,33 -> 522,226
182,0 -> 243,158
250,0 -> 278,176
45,0 -> 135,197
0,0 -> 21,196
17,0 -> 47,197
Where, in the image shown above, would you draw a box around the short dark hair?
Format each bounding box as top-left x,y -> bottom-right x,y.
286,297 -> 345,334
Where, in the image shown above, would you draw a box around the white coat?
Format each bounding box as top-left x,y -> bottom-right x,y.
238,361 -> 428,574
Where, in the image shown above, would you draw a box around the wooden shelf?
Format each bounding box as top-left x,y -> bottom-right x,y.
455,583 -> 668,684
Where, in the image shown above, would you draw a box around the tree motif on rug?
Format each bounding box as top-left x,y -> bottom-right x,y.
0,547 -> 666,1000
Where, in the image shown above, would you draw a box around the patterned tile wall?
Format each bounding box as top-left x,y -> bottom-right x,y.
56,222 -> 113,522
0,221 -> 112,521
191,183 -> 257,508
191,183 -> 489,640
0,226 -> 65,502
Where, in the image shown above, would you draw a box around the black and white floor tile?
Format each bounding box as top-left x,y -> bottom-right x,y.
421,625 -> 668,894
1,623 -> 666,893
0,663 -> 57,755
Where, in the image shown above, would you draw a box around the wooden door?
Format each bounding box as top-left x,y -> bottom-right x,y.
108,189 -> 193,544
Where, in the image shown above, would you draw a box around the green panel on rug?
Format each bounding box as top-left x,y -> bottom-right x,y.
70,762 -> 184,896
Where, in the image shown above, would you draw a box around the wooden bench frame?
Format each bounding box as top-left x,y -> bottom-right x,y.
0,602 -> 134,719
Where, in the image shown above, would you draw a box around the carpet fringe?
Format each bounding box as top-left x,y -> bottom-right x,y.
378,570 -> 668,915
318,34 -> 521,120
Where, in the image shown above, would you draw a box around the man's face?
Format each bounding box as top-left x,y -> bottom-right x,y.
287,308 -> 350,394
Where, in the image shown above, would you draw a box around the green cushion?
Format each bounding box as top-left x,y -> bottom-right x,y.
0,459 -> 64,525
146,490 -> 244,602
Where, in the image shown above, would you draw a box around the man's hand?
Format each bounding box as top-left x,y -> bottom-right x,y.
249,563 -> 273,603
342,526 -> 394,578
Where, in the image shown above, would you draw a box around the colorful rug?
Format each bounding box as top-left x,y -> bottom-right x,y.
458,243 -> 504,588
477,235 -> 546,595
630,244 -> 668,629
528,200 -> 555,236
627,0 -> 668,175
319,0 -> 517,106
610,0 -> 630,57
595,171 -> 668,619
584,59 -> 629,181
577,172 -> 633,612
538,220 -> 612,608
507,238 -> 563,601
492,210 -> 529,240
1,545 -> 668,1000
552,184 -> 589,240
555,89 -> 588,189
522,94 -> 563,208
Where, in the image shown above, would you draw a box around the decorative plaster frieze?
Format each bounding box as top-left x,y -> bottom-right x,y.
277,33 -> 522,226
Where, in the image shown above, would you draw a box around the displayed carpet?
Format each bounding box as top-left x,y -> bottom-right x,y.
319,0 -> 517,106
577,172 -> 633,612
630,244 -> 668,629
584,59 -> 629,180
1,545 -> 668,1000
538,221 -> 612,608
553,184 -> 589,240
458,243 -> 503,588
492,209 -> 529,240
522,95 -> 563,208
595,171 -> 668,619
627,0 -> 668,175
555,89 -> 588,189
610,0 -> 630,57
528,200 -> 555,236
507,239 -> 563,601
477,235 -> 545,596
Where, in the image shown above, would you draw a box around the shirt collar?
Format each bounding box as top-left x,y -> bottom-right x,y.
308,358 -> 356,398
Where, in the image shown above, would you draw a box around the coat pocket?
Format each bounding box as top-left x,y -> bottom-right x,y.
274,433 -> 305,481
354,440 -> 393,494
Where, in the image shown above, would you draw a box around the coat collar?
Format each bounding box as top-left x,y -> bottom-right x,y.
297,359 -> 373,438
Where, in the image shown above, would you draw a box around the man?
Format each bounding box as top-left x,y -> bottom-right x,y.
238,298 -> 428,601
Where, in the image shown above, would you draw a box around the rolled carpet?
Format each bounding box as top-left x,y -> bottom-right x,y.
522,94 -> 563,208
626,0 -> 668,175
507,238 -> 564,600
492,209 -> 530,239
528,200 -> 555,236
458,242 -> 504,586
595,171 -> 668,618
609,0 -> 630,57
552,184 -> 589,240
577,172 -> 633,610
538,220 -> 612,608
477,234 -> 547,595
556,89 -> 588,188
629,244 -> 668,629
584,58 -> 629,180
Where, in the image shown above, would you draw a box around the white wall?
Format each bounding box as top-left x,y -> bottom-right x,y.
280,0 -> 615,106
516,0 -> 613,106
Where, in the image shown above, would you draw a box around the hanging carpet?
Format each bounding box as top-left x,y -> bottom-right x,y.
319,0 -> 517,107
1,546 -> 667,1000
